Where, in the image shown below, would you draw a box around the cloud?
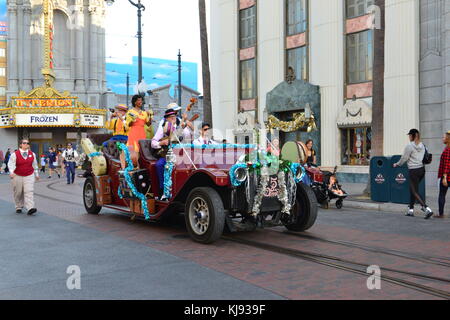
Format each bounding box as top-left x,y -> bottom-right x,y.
153,73 -> 171,80
149,83 -> 159,89
106,70 -> 122,77
112,83 -> 127,88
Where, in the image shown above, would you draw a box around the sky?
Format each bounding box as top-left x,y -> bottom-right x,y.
105,0 -> 203,94
106,56 -> 198,96
0,0 -> 7,36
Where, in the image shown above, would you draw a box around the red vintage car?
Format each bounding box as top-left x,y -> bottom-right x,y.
82,139 -> 318,244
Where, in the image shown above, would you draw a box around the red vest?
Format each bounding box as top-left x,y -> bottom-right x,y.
14,150 -> 35,177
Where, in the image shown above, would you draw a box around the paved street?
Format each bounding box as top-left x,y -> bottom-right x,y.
0,173 -> 449,300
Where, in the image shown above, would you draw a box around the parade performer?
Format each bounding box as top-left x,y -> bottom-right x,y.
7,139 -> 39,215
158,103 -> 195,142
193,123 -> 215,145
103,104 -> 129,147
126,95 -> 153,152
152,108 -> 191,200
62,143 -> 79,185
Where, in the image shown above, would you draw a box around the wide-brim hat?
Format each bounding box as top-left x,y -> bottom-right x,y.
115,104 -> 128,112
164,108 -> 178,118
166,103 -> 181,112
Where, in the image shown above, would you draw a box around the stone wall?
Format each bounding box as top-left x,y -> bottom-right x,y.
419,0 -> 450,185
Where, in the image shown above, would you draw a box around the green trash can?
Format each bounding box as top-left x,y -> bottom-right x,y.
390,155 -> 426,205
370,157 -> 392,202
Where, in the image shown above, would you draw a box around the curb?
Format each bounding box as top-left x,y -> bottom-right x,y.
343,199 -> 439,214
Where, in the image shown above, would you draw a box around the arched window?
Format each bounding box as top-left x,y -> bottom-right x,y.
53,10 -> 70,69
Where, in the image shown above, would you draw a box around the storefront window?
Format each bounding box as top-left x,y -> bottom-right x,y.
341,127 -> 371,165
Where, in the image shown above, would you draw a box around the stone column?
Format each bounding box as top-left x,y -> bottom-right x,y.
7,3 -> 18,93
88,5 -> 98,92
17,1 -> 23,90
23,3 -> 32,91
98,7 -> 106,92
74,3 -> 85,92
443,2 -> 450,131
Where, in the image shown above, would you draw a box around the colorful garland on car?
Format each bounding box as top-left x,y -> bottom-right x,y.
116,142 -> 150,220
163,161 -> 175,199
172,144 -> 256,150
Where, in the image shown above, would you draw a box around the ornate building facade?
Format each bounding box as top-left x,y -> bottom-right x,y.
419,0 -> 450,185
7,0 -> 108,105
0,0 -> 109,155
210,0 -> 420,184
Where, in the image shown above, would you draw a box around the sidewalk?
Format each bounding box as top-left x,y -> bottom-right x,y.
341,183 -> 449,215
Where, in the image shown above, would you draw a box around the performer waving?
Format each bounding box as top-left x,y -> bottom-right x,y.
126,95 -> 153,152
103,104 -> 129,147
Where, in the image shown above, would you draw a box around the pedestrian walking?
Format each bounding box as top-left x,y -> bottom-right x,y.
0,149 -> 4,174
7,139 -> 39,215
4,148 -> 11,174
47,147 -> 61,179
62,143 -> 78,184
40,155 -> 46,173
393,129 -> 434,219
437,131 -> 450,219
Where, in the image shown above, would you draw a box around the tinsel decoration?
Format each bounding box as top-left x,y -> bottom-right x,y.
172,144 -> 256,150
116,142 -> 150,220
229,163 -> 248,187
88,152 -> 103,159
277,171 -> 292,215
290,162 -> 306,184
163,162 -> 175,199
252,167 -> 270,217
267,114 -> 317,133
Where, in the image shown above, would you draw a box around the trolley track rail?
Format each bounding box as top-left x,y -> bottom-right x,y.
274,230 -> 450,267
38,180 -> 450,299
222,236 -> 450,300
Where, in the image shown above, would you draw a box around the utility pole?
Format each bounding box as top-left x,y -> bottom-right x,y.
126,73 -> 130,107
136,1 -> 144,86
178,49 -> 182,107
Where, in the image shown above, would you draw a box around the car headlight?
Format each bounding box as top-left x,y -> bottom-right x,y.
234,167 -> 248,183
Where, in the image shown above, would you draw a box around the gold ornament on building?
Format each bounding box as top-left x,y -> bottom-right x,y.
267,112 -> 317,133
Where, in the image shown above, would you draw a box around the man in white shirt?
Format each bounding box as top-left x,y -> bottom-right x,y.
7,139 -> 40,215
62,143 -> 79,185
193,123 -> 216,146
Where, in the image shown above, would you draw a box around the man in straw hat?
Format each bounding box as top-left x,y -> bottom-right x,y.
103,104 -> 129,147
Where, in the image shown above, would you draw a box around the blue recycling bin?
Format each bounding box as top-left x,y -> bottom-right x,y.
370,157 -> 392,202
390,155 -> 426,205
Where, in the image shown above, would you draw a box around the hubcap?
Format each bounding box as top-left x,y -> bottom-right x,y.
85,182 -> 94,208
189,197 -> 210,235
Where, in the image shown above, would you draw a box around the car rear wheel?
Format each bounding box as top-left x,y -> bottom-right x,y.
185,187 -> 225,244
83,177 -> 102,214
284,183 -> 318,232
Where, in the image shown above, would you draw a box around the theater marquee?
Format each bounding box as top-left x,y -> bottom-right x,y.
0,87 -> 106,129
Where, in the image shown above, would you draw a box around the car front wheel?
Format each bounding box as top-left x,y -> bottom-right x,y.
285,182 -> 318,232
83,177 -> 102,215
185,187 -> 225,244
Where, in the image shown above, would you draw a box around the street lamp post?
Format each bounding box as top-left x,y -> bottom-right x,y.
105,0 -> 145,89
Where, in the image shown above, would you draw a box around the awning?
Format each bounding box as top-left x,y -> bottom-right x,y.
337,99 -> 372,128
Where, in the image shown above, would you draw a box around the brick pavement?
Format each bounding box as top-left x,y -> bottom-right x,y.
0,174 -> 448,300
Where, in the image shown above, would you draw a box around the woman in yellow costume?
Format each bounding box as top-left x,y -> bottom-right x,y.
126,95 -> 153,152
